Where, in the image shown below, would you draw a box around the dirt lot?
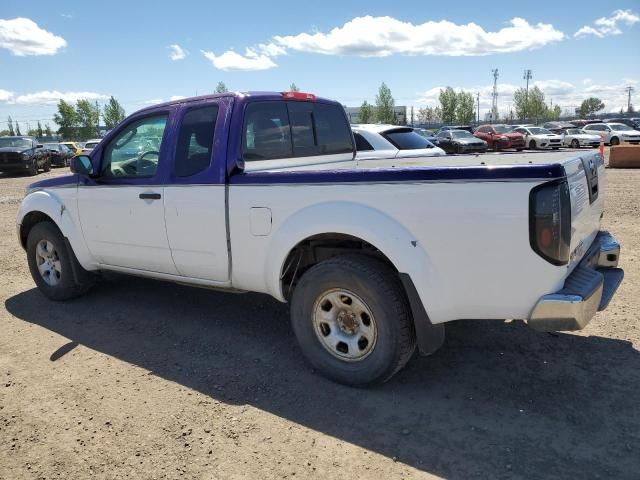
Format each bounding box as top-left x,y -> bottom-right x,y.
1,157 -> 639,479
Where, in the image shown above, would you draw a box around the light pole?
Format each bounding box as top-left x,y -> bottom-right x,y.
523,69 -> 532,121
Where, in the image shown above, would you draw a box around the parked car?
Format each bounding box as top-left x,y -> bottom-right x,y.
607,118 -> 640,130
561,128 -> 601,148
0,136 -> 50,175
474,124 -> 526,151
542,121 -> 576,134
435,129 -> 488,154
437,125 -> 474,134
413,128 -> 438,144
17,91 -> 624,387
571,119 -> 602,128
583,123 -> 640,145
81,139 -> 102,154
514,126 -> 563,150
351,124 -> 445,160
43,143 -> 75,167
60,142 -> 82,155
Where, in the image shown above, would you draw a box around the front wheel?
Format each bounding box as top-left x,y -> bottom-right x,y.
571,139 -> 580,148
290,255 -> 416,387
27,158 -> 38,176
27,222 -> 95,301
43,159 -> 51,172
610,137 -> 620,146
529,140 -> 537,150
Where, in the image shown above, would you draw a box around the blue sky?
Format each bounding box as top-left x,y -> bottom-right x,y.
1,0 -> 638,131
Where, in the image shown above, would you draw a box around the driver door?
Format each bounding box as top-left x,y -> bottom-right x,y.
77,113 -> 179,275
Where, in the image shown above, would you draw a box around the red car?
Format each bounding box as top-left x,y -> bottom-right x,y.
474,125 -> 525,151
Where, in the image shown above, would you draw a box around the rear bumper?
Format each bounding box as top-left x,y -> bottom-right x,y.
528,231 -> 624,331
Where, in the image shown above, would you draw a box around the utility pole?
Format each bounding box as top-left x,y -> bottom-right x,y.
476,92 -> 480,124
625,86 -> 635,113
491,69 -> 499,123
523,69 -> 532,121
410,106 -> 414,126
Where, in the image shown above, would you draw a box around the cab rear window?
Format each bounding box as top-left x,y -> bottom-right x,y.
242,101 -> 353,161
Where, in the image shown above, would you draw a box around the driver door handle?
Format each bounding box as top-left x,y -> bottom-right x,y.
139,192 -> 161,200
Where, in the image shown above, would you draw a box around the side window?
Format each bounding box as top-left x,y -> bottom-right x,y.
174,105 -> 218,177
354,132 -> 374,151
436,131 -> 449,139
243,102 -> 292,160
102,114 -> 168,178
313,103 -> 353,155
478,127 -> 488,134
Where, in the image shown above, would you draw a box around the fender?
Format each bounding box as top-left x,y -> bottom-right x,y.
17,189 -> 97,271
263,201 -> 451,325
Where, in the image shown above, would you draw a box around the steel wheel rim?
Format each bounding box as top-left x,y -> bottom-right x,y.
312,288 -> 377,361
35,239 -> 61,286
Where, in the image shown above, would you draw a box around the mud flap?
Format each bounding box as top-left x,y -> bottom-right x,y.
399,273 -> 445,356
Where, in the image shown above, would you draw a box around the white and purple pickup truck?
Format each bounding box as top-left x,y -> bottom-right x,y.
17,91 -> 624,386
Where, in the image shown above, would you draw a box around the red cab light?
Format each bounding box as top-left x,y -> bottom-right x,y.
282,91 -> 316,101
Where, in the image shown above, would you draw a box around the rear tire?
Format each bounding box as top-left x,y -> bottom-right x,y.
26,222 -> 95,301
454,144 -> 463,154
290,254 -> 416,387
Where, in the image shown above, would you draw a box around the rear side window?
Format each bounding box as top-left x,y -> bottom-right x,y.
354,132 -> 374,151
242,101 -> 353,161
174,105 -> 218,177
243,102 -> 292,160
382,128 -> 432,150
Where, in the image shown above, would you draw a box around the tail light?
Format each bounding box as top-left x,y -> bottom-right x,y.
282,91 -> 316,101
529,180 -> 571,265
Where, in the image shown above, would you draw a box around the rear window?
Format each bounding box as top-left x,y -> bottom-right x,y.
382,128 -> 432,150
242,101 -> 353,161
353,132 -> 374,151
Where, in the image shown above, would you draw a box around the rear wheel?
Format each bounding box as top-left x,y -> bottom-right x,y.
290,254 -> 416,387
529,140 -> 537,150
454,143 -> 463,154
492,142 -> 501,151
571,139 -> 580,148
26,222 -> 95,301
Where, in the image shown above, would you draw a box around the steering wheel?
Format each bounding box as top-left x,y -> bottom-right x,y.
138,150 -> 160,161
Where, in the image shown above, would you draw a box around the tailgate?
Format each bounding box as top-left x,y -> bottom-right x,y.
563,151 -> 605,266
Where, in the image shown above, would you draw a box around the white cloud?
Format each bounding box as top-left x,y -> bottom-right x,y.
60,13 -> 73,19
0,89 -> 14,102
272,16 -> 565,57
416,79 -> 638,115
169,95 -> 186,101
11,90 -> 108,105
168,44 -> 188,60
201,48 -> 277,71
575,9 -> 639,38
0,17 -> 66,56
141,98 -> 164,105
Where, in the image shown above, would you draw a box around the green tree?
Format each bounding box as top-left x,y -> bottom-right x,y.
44,124 -> 52,137
75,99 -> 100,140
513,86 -> 547,122
439,87 -> 457,124
215,81 -> 228,94
103,96 -> 126,129
15,122 -> 22,136
552,104 -> 562,120
7,116 -> 15,136
577,97 -> 605,117
37,121 -> 43,137
289,83 -> 300,92
358,100 -> 374,123
375,82 -> 395,124
455,91 -> 475,124
53,100 -> 78,139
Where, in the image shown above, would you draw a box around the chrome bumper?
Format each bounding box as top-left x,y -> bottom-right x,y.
528,231 -> 624,332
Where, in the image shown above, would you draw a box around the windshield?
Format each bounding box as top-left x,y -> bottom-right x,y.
84,142 -> 99,149
494,125 -> 514,133
609,123 -> 633,131
0,137 -> 32,149
383,128 -> 433,150
44,143 -> 59,149
451,130 -> 474,139
529,127 -> 552,135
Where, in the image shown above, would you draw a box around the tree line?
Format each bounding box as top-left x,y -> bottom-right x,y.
54,96 -> 126,140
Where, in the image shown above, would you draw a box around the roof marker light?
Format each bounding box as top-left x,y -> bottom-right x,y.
282,91 -> 316,101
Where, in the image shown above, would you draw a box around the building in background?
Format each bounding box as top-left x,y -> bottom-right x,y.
345,106 -> 408,125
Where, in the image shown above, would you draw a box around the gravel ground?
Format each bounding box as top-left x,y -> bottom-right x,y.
1,155 -> 639,479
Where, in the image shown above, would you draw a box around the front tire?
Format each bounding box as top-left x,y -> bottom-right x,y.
571,139 -> 580,148
27,158 -> 38,176
43,159 -> 51,172
529,140 -> 537,150
290,254 -> 416,387
610,137 -> 620,146
27,222 -> 94,301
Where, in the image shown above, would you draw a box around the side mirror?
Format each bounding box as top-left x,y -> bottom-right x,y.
70,155 -> 94,176
37,144 -> 43,148
445,136 -> 452,140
